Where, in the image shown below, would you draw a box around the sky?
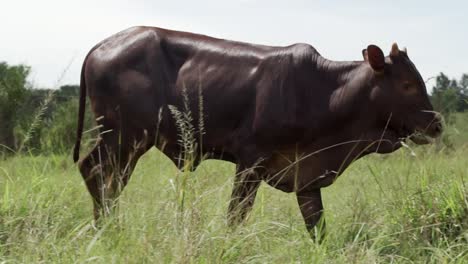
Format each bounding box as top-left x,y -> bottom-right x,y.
1,0 -> 467,91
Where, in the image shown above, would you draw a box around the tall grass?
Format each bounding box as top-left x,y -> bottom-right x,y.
0,139 -> 467,262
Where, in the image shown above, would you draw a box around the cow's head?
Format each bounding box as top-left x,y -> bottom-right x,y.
362,43 -> 443,152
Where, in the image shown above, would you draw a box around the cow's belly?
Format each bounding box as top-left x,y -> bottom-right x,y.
262,147 -> 353,193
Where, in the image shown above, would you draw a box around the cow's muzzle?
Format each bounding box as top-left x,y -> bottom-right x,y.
409,111 -> 444,144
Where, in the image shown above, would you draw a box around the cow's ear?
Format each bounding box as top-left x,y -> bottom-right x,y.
365,45 -> 385,73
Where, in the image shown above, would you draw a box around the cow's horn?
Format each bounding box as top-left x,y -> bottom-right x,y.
391,43 -> 399,56
402,46 -> 408,54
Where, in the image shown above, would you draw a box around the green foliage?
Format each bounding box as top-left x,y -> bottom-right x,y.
431,73 -> 468,123
20,90 -> 56,152
430,73 -> 468,149
13,88 -> 53,152
44,98 -> 96,153
0,62 -> 30,114
0,62 -> 30,153
12,85 -> 96,155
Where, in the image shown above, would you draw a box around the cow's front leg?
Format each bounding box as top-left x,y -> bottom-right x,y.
227,165 -> 261,227
296,189 -> 326,241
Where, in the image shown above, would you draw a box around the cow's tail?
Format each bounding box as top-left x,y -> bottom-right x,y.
73,58 -> 88,163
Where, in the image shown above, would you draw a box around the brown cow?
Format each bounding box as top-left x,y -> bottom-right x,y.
73,26 -> 442,238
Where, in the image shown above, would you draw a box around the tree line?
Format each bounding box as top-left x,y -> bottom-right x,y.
431,73 -> 468,120
0,62 -> 467,156
0,62 -> 96,156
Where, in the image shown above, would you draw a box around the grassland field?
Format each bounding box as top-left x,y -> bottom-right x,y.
0,113 -> 467,263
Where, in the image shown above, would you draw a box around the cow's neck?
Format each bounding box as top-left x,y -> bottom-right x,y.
302,56 -> 376,146
315,56 -> 372,118
315,56 -> 364,87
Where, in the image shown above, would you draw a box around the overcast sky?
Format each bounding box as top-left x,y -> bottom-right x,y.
1,0 -> 466,90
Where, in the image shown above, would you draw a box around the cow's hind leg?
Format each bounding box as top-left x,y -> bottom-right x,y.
79,127 -> 154,221
117,128 -> 155,191
296,189 -> 326,242
78,131 -> 120,220
227,164 -> 261,227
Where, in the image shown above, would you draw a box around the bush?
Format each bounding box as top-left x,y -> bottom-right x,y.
13,85 -> 97,155
42,98 -> 97,154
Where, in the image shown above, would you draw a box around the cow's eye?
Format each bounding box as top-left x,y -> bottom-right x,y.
402,82 -> 418,95
403,82 -> 412,90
